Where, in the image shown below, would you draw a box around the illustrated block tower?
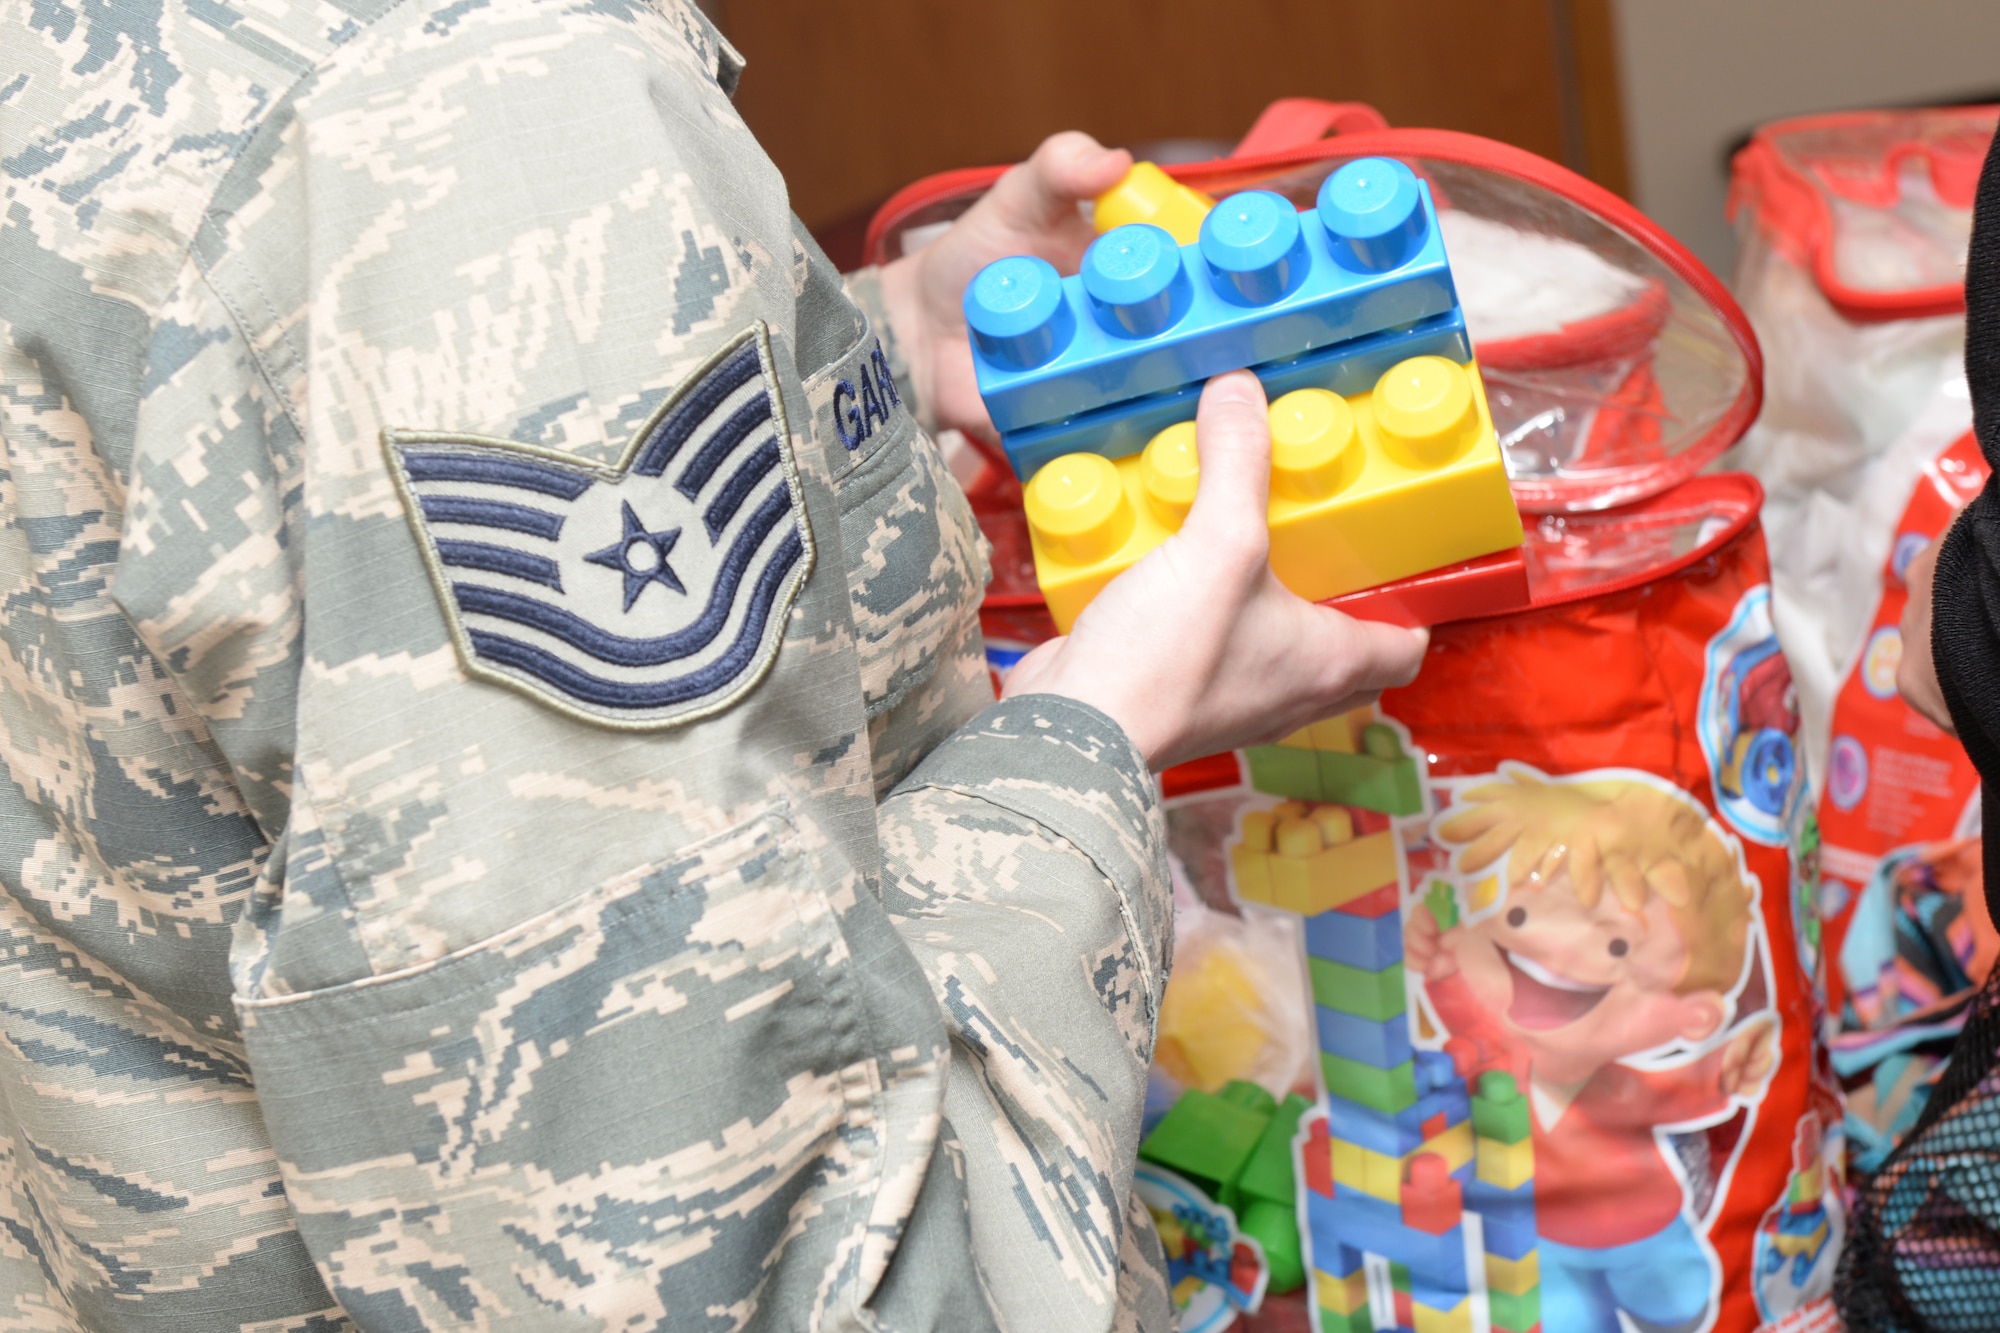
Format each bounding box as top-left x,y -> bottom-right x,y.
1227,705 -> 1545,1333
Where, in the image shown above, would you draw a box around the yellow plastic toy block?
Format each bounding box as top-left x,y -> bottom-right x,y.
1023,357 -> 1522,632
1773,1214 -> 1831,1258
1413,1119 -> 1473,1175
1172,1274 -> 1205,1306
1232,801 -> 1398,916
1094,161 -> 1216,244
1278,708 -> 1365,753
1475,1133 -> 1534,1190
1485,1250 -> 1540,1296
1314,1267 -> 1371,1317
1332,1138 -> 1403,1203
1412,1295 -> 1473,1333
1328,1122 -> 1473,1205
1154,938 -> 1271,1091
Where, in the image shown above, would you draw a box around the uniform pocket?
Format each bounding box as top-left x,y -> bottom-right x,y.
238,806 -> 880,1326
837,425 -> 988,720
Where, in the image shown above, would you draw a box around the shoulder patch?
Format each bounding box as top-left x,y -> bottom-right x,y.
386,324 -> 814,729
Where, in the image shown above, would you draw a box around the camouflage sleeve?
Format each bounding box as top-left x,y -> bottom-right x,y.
76,0 -> 1176,1319
877,694 -> 1177,1331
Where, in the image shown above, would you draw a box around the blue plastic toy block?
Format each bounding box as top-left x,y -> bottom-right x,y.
1308,1190 -> 1470,1289
997,308 -> 1470,479
1325,1084 -> 1470,1158
1464,1178 -> 1538,1260
1414,1049 -> 1459,1097
966,159 -> 1457,435
1321,1240 -> 1367,1278
1305,904 -> 1405,972
1411,1275 -> 1474,1312
1317,1005 -> 1414,1068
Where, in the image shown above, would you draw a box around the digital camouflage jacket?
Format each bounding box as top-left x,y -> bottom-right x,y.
0,0 -> 1174,1326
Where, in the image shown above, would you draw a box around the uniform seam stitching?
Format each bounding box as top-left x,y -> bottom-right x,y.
178,0 -> 422,447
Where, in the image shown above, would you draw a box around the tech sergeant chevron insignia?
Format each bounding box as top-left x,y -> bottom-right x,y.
385,323 -> 815,729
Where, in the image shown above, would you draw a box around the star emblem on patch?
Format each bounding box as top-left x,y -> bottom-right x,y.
385,323 -> 814,728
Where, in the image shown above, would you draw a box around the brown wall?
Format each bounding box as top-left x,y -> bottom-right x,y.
715,0 -> 1627,258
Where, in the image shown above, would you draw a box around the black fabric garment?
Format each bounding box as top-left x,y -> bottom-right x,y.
1835,130 -> 2000,1332
1935,130 -> 2000,906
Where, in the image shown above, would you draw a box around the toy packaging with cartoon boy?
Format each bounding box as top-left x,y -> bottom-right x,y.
869,105 -> 1846,1333
1729,107 -> 2000,1180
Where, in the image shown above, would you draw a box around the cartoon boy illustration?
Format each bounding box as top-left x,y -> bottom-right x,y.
1407,765 -> 1777,1333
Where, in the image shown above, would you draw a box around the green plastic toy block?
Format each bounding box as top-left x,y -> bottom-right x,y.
1361,722 -> 1404,759
1321,1051 -> 1418,1114
1424,879 -> 1459,931
1138,1082 -> 1270,1194
1317,1305 -> 1373,1333
1245,744 -> 1324,801
1472,1070 -> 1532,1145
1317,749 -> 1423,816
1488,1285 -> 1542,1331
1309,957 -> 1407,1021
1235,1092 -> 1311,1209
1240,1197 -> 1304,1293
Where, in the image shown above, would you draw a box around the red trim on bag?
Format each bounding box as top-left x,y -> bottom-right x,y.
1513,470 -> 1766,613
1728,106 -> 1997,322
1159,750 -> 1244,800
1230,98 -> 1389,157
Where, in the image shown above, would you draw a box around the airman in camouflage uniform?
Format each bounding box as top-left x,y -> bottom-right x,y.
1,0 -> 1184,1324
2,0 -> 1429,1325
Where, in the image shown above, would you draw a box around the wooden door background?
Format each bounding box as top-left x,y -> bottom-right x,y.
707,0 -> 1628,267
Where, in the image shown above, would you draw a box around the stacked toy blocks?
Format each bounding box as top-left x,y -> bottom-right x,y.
1246,711 -> 1424,815
1138,1079 -> 1312,1290
1762,1159 -> 1833,1285
1469,1071 -> 1542,1332
964,157 -> 1528,633
1224,706 -> 1548,1333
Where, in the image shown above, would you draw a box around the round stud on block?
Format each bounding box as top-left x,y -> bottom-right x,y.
1023,452 -> 1133,563
1362,721 -> 1405,759
1082,223 -> 1193,338
1140,421 -> 1200,525
1373,356 -> 1478,469
1312,805 -> 1355,846
1407,1153 -> 1450,1190
1268,388 -> 1360,501
1200,190 -> 1309,306
964,255 -> 1075,372
1095,161 -> 1215,245
1317,157 -> 1428,272
1275,816 -> 1322,858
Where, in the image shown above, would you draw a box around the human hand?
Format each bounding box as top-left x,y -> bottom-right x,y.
1718,1018 -> 1777,1100
1404,907 -> 1461,983
877,132 -> 1131,438
1897,535 -> 1958,735
1001,371 -> 1430,770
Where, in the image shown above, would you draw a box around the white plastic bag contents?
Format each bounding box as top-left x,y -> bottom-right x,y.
1442,209 -> 1649,342
1725,109 -> 1990,793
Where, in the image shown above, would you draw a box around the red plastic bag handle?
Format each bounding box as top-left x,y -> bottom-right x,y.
1231,98 -> 1390,158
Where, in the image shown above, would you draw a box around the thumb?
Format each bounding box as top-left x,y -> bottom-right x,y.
985,132 -> 1132,238
1181,371 -> 1272,549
